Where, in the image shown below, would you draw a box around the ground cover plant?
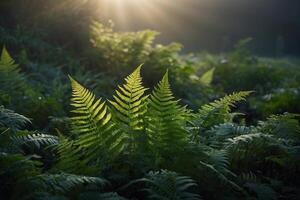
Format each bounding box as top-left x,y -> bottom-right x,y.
0,2 -> 300,199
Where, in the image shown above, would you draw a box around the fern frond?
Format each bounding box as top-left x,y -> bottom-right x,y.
196,91 -> 252,128
148,71 -> 189,157
199,67 -> 215,86
205,123 -> 253,148
109,65 -> 149,152
54,136 -> 95,175
257,113 -> 300,140
109,65 -> 148,130
11,132 -> 59,149
0,46 -> 19,73
0,47 -> 25,94
32,173 -> 108,194
67,76 -> 124,169
0,106 -> 31,130
132,170 -> 201,200
198,161 -> 245,194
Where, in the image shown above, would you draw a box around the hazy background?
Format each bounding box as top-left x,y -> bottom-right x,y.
97,0 -> 300,56
1,0 -> 300,56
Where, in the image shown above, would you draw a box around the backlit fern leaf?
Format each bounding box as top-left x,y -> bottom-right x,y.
109,65 -> 148,130
55,77 -> 124,173
0,47 -> 25,94
109,65 -> 149,152
148,71 -> 189,155
196,91 -> 252,128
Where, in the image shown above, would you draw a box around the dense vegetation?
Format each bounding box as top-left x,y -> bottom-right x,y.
1,2 -> 300,200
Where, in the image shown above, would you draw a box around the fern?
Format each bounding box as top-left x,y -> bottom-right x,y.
109,65 -> 149,151
147,71 -> 189,160
205,123 -> 253,148
257,113 -> 300,140
131,170 -> 201,200
32,173 -> 107,194
199,67 -> 215,86
54,136 -> 94,175
11,131 -> 59,149
54,77 -> 125,173
0,47 -> 25,96
195,91 -> 252,128
0,106 -> 31,131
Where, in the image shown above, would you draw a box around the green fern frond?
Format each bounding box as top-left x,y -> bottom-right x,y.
148,71 -> 189,157
199,67 -> 215,86
0,106 -> 31,131
198,161 -> 245,194
205,123 -> 253,148
109,65 -> 148,130
257,113 -> 300,140
0,47 -> 25,94
132,170 -> 201,200
33,173 -> 108,194
196,91 -> 252,128
11,132 -> 59,149
55,76 -> 126,174
54,137 -> 95,175
0,46 -> 18,72
109,66 -> 149,152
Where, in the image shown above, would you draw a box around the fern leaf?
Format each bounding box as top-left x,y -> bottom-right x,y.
109,65 -> 148,130
11,132 -> 59,149
142,170 -> 201,200
0,47 -> 25,94
109,65 -> 149,152
33,173 -> 108,194
199,67 -> 215,86
148,71 -> 189,157
196,91 -> 252,128
55,76 -> 124,173
0,106 -> 31,130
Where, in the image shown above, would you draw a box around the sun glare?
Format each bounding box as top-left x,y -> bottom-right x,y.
97,0 -> 185,32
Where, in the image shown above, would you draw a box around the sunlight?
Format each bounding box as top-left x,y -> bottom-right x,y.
97,0 -> 186,32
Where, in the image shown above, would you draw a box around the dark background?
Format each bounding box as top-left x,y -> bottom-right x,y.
1,0 -> 300,56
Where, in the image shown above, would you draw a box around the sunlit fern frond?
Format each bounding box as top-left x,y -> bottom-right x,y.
109,65 -> 149,152
55,77 -> 125,173
0,46 -> 19,73
54,136 -> 95,175
0,47 -> 25,94
0,106 -> 31,131
109,65 -> 148,130
148,71 -> 189,154
196,91 -> 252,128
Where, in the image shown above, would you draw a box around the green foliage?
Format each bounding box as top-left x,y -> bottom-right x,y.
130,170 -> 201,200
0,106 -> 31,131
195,91 -> 251,129
0,14 -> 299,199
147,71 -> 189,165
55,76 -> 125,174
89,21 -> 182,85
